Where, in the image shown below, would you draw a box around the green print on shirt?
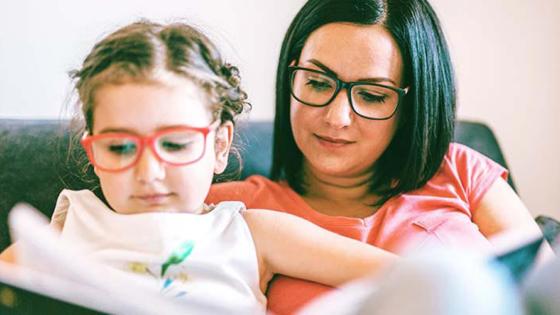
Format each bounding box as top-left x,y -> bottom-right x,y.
127,240 -> 195,298
161,240 -> 195,277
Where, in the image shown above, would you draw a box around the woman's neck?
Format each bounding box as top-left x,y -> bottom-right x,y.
301,165 -> 379,218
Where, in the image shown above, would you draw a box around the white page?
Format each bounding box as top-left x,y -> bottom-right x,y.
4,203 -> 191,314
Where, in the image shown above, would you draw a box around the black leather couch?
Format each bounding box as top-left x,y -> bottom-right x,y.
0,119 -> 518,251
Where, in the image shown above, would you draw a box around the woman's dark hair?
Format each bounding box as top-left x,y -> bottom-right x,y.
271,0 -> 456,205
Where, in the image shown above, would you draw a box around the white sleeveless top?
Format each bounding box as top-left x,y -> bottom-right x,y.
50,189 -> 266,314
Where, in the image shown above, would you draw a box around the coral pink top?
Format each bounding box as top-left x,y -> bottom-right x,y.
206,143 -> 508,314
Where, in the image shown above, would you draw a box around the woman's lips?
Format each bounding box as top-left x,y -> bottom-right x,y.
314,134 -> 355,148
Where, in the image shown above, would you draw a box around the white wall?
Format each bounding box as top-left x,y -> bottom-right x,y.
1,0 -> 558,218
430,0 -> 560,218
0,0 -> 306,120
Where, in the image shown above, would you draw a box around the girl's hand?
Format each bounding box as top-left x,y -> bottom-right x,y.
0,245 -> 18,264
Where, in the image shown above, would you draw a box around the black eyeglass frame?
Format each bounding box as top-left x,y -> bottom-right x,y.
288,66 -> 409,120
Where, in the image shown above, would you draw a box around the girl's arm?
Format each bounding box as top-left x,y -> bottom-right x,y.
242,209 -> 397,292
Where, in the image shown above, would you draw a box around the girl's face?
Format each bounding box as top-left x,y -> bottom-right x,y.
91,76 -> 232,214
290,23 -> 405,179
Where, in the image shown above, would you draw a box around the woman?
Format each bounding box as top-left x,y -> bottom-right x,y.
206,0 -> 542,313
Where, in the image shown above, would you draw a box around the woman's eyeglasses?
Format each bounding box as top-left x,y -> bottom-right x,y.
288,66 -> 408,120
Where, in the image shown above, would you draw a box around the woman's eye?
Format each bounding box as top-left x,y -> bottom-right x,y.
306,78 -> 333,91
358,91 -> 387,104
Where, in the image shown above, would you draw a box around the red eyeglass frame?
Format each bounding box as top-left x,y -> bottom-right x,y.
80,123 -> 218,173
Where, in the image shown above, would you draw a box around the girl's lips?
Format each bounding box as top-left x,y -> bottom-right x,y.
314,134 -> 355,148
134,193 -> 173,205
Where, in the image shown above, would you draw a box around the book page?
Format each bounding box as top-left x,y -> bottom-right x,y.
3,203 -> 188,314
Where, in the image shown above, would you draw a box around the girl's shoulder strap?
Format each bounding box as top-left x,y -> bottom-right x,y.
209,201 -> 247,215
50,189 -> 106,230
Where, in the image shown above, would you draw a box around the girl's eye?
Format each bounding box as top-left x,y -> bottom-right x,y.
108,142 -> 137,155
305,78 -> 333,92
161,141 -> 192,152
158,131 -> 201,154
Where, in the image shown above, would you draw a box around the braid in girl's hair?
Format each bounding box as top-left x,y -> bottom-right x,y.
217,63 -> 250,123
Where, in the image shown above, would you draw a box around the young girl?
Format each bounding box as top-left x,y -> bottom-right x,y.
0,21 -> 396,313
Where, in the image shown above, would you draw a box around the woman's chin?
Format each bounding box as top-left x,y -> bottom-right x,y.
305,160 -> 370,181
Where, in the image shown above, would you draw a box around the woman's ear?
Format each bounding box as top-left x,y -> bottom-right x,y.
214,120 -> 234,174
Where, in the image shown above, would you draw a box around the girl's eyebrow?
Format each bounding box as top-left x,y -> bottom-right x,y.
96,124 -> 200,135
306,59 -> 398,86
97,128 -> 139,135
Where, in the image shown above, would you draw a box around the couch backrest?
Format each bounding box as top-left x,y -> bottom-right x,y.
0,119 -> 514,250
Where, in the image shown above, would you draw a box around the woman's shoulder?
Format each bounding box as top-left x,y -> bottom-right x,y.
210,174 -> 283,191
443,142 -> 506,175
424,142 -> 508,208
207,175 -> 298,210
446,142 -> 487,159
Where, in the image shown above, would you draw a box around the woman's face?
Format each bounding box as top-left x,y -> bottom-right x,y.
290,23 -> 405,179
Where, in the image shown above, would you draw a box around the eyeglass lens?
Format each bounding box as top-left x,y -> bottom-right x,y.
89,130 -> 205,170
291,68 -> 400,119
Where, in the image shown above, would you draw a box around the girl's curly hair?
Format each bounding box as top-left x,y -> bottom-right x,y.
71,20 -> 250,133
67,20 -> 250,184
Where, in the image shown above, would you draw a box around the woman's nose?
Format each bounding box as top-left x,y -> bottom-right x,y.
323,89 -> 353,129
134,147 -> 165,183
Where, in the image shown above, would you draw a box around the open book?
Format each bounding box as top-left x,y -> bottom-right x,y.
0,204 -> 221,314
491,226 -> 545,283
0,203 -> 548,314
298,230 -> 546,315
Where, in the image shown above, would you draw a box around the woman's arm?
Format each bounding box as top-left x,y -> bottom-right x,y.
242,209 -> 398,292
473,177 -> 555,262
473,177 -> 538,236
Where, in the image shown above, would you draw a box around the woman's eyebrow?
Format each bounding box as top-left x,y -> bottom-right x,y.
357,77 -> 397,86
306,58 -> 397,86
307,59 -> 337,76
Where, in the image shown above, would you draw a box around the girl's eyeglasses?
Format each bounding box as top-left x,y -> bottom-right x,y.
81,122 -> 219,172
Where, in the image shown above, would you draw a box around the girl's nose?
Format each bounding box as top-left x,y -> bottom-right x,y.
134,147 -> 166,183
323,90 -> 353,129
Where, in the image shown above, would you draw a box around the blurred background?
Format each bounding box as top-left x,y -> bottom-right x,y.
0,0 -> 558,219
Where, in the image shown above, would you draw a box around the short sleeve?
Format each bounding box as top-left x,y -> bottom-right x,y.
206,176 -> 264,207
447,143 -> 508,213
